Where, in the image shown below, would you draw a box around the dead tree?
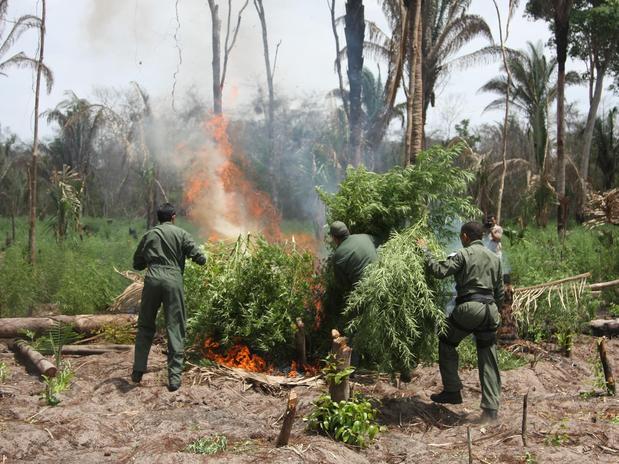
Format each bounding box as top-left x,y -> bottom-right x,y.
492,0 -> 516,224
207,0 -> 250,115
344,0 -> 365,167
254,0 -> 280,207
28,0 -> 47,264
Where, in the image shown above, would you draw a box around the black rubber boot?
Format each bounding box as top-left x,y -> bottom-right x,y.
430,390 -> 463,404
131,370 -> 143,383
480,408 -> 498,424
167,383 -> 180,392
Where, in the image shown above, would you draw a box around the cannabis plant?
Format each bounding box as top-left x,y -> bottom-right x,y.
185,235 -> 319,363
345,223 -> 448,371
318,143 -> 479,243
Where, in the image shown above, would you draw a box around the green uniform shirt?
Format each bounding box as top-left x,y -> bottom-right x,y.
133,222 -> 206,276
424,240 -> 504,305
333,234 -> 378,290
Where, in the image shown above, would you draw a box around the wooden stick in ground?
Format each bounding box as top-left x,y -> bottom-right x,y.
598,337 -> 616,396
60,344 -> 133,356
467,426 -> 473,464
294,318 -> 306,369
521,391 -> 529,447
275,389 -> 298,447
328,330 -> 352,402
12,340 -> 57,377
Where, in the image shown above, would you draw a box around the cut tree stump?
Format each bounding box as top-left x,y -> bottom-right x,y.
328,329 -> 352,402
275,389 -> 298,447
589,319 -> 619,338
12,340 -> 57,377
60,344 -> 133,356
0,314 -> 137,338
294,318 -> 307,369
598,337 -> 616,396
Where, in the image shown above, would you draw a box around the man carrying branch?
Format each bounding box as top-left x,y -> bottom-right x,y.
418,222 -> 504,423
131,203 -> 207,392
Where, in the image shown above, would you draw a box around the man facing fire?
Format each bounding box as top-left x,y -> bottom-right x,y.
131,203 -> 206,391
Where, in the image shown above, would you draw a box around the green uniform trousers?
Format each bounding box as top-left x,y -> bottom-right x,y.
439,301 -> 502,411
133,268 -> 186,386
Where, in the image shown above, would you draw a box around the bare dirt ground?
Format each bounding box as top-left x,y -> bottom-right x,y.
1,336 -> 618,463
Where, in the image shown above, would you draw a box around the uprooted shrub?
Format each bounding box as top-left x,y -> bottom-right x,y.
344,223 -> 448,372
184,234 -> 320,364
318,143 -> 479,243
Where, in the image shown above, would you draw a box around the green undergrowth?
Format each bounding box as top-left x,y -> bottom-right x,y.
0,217 -> 145,316
305,394 -> 384,448
504,223 -> 619,342
455,337 -> 527,371
185,434 -> 227,455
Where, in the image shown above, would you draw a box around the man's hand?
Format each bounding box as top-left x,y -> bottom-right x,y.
416,238 -> 428,249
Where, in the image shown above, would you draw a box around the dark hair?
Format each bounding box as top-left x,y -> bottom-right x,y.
460,221 -> 484,241
157,203 -> 176,223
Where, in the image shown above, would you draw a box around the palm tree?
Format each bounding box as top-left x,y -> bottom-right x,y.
0,0 -> 52,89
421,0 -> 493,123
46,92 -> 107,181
592,107 -> 618,190
356,0 -> 493,155
480,41 -> 579,225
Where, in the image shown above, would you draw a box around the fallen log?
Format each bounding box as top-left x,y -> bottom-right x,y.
275,390 -> 298,447
0,314 -> 137,339
60,344 -> 133,356
589,319 -> 619,337
598,337 -> 616,396
12,340 -> 57,377
589,279 -> 619,292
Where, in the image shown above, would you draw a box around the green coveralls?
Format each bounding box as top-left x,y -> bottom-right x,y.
424,240 -> 504,411
132,222 -> 206,386
333,234 -> 378,291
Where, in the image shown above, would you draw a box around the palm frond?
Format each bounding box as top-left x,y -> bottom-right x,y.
0,14 -> 40,57
0,52 -> 53,92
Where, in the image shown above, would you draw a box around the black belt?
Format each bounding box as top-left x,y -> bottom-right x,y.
455,292 -> 494,306
445,292 -> 499,348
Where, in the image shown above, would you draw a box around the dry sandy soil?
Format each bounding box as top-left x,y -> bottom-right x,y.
1,336 -> 618,463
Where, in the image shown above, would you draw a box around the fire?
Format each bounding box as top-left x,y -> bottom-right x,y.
183,113 -> 282,242
288,360 -> 320,378
203,338 -> 271,373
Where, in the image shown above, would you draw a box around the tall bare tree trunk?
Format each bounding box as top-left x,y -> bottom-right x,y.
410,2 -> 424,161
254,0 -> 278,207
28,0 -> 46,264
345,0 -> 365,167
330,0 -> 349,123
365,0 -> 409,155
207,0 -> 223,115
554,0 -> 572,237
579,62 -> 605,217
404,0 -> 421,165
493,0 -> 514,225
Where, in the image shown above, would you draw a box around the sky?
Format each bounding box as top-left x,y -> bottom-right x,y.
1,0 -> 617,142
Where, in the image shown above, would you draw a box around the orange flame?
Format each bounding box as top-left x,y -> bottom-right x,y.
183,113 -> 283,241
203,338 -> 271,373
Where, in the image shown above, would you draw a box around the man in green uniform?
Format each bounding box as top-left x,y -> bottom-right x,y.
131,203 -> 206,391
329,221 -> 378,293
418,221 -> 504,423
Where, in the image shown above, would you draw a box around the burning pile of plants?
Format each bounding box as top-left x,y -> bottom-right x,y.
184,234 -> 322,369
